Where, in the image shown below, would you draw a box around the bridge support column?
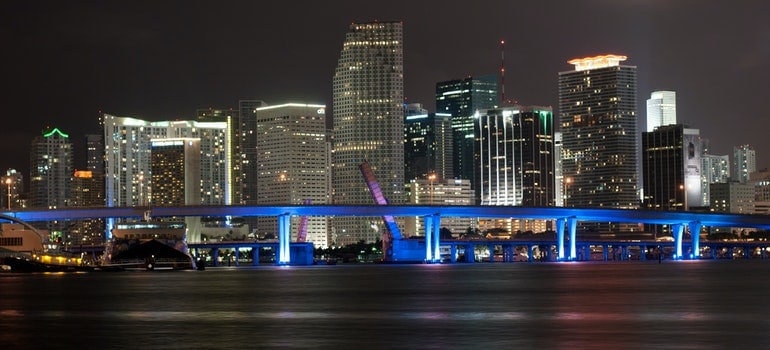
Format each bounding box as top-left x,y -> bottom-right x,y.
488,245 -> 495,263
466,244 -> 475,263
688,221 -> 702,259
450,244 -> 457,263
672,223 -> 684,259
423,214 -> 441,263
602,244 -> 609,261
556,218 -> 566,261
568,217 -> 577,260
212,248 -> 220,267
252,247 -> 260,266
234,249 -> 240,267
528,245 -> 534,262
640,245 -> 647,261
433,214 -> 441,262
278,213 -> 291,265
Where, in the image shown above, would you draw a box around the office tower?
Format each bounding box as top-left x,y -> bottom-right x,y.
710,181 -> 755,214
2,169 -> 23,210
237,100 -> 267,206
477,106 -> 555,207
642,124 -> 703,211
69,170 -> 105,245
646,91 -> 677,132
103,114 -> 229,209
332,21 -> 404,246
255,103 -> 330,248
733,144 -> 756,183
29,127 -> 73,209
436,74 -> 498,201
85,134 -> 104,174
702,154 -> 730,206
404,103 -> 453,181
197,107 -> 238,205
150,138 -> 202,242
559,54 -> 638,212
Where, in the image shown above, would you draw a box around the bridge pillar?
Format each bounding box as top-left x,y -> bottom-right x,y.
672,223 -> 684,259
640,244 -> 647,261
252,247 -> 260,266
528,245 -> 534,263
688,221 -> 702,259
212,248 -> 220,267
450,244 -> 457,263
433,214 -> 441,262
466,244 -> 475,263
234,248 -> 240,267
278,213 -> 291,265
567,217 -> 578,260
556,218 -> 566,261
602,244 -> 609,261
488,244 -> 495,263
584,245 -> 591,261
424,215 -> 433,262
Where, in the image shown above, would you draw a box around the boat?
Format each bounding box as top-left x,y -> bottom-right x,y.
100,221 -> 195,271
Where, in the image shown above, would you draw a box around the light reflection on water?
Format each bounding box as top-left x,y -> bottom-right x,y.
2,261 -> 770,349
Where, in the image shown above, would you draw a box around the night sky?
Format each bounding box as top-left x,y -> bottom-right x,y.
1,0 -> 768,175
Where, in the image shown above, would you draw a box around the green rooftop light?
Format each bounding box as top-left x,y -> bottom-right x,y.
43,127 -> 69,138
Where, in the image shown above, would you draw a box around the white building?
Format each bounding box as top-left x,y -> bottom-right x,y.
405,179 -> 475,237
254,103 -> 331,248
646,91 -> 677,132
332,21 -> 405,246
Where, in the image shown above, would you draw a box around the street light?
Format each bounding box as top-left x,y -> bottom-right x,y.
5,177 -> 11,211
428,173 -> 437,205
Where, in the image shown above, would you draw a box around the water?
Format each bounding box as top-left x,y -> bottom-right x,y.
2,260 -> 770,349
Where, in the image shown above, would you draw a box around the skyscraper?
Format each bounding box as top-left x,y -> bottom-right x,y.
477,106 -> 555,207
732,144 -> 756,183
404,103 -> 453,181
255,103 -> 330,248
646,90 -> 677,132
642,124 -> 703,211
332,21 -> 404,246
29,127 -> 73,209
558,54 -> 638,211
238,100 -> 267,206
436,75 -> 498,201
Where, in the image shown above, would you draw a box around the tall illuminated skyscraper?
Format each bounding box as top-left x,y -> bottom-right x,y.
559,54 -> 638,212
255,103 -> 330,248
332,21 -> 404,246
477,106 -> 555,207
646,90 -> 677,132
29,127 -> 73,209
436,75 -> 498,202
238,100 -> 267,206
642,124 -> 703,211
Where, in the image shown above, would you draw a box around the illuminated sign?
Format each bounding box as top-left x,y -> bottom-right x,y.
568,54 -> 627,71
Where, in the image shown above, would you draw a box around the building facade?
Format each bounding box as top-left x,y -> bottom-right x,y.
29,127 -> 73,209
332,21 -> 405,246
732,144 -> 756,183
646,90 -> 677,132
255,103 -> 330,248
436,74 -> 498,202
477,106 -> 555,207
642,124 -> 703,211
558,54 -> 639,210
405,178 -> 475,237
404,104 -> 453,182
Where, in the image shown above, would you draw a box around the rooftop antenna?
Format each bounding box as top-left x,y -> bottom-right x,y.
500,39 -> 505,106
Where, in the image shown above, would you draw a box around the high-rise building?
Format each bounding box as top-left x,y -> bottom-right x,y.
332,21 -> 404,246
477,106 -> 555,207
642,124 -> 703,211
85,134 -> 104,174
237,100 -> 267,206
197,107 -> 238,205
559,54 -> 639,212
405,178 -> 475,237
732,144 -> 756,183
554,132 -> 564,207
702,153 -> 730,207
150,138 -> 202,242
436,75 -> 498,200
29,127 -> 73,209
255,103 -> 330,248
646,91 -> 677,132
69,170 -> 105,245
102,114 -> 229,209
404,103 -> 453,182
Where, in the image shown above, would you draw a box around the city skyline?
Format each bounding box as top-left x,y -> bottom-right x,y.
1,0 -> 768,173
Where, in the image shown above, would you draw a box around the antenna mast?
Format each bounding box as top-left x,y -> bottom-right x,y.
500,39 -> 506,106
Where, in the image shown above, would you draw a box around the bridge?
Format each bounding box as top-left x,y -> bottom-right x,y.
4,205 -> 770,265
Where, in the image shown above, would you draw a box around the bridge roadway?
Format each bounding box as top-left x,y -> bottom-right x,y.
5,205 -> 770,264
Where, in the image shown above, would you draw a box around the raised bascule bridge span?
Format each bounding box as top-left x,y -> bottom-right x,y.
5,205 -> 770,265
